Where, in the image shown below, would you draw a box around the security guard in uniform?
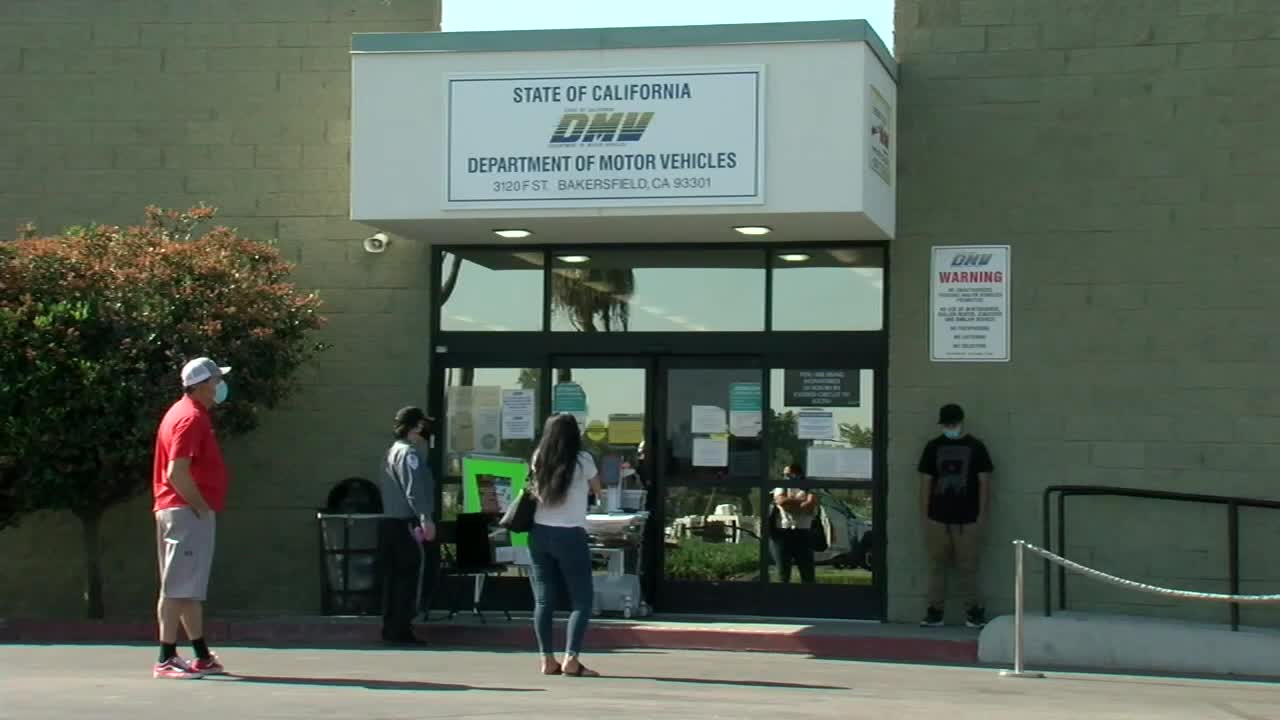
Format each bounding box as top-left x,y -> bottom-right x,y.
378,406 -> 437,645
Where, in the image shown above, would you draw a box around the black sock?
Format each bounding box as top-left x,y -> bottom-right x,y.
191,638 -> 211,661
159,643 -> 178,663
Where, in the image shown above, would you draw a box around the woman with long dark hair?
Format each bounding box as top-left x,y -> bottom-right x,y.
528,413 -> 602,677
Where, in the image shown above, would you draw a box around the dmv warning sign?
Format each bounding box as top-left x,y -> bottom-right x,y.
930,245 -> 1010,362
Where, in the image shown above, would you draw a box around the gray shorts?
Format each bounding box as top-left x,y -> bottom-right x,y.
155,507 -> 216,601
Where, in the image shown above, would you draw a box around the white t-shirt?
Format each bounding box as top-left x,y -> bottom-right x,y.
772,488 -> 816,530
531,450 -> 598,528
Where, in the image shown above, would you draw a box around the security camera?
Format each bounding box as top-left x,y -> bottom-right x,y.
362,233 -> 390,254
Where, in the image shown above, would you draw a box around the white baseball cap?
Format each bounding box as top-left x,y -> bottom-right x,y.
181,357 -> 231,388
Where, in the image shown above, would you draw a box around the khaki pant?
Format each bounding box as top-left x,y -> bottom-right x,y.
155,507 -> 216,601
924,520 -> 981,610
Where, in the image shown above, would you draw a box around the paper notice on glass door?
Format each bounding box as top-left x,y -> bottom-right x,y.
691,405 -> 727,434
797,410 -> 836,440
692,437 -> 729,467
501,389 -> 535,440
730,411 -> 762,438
474,407 -> 502,453
806,447 -> 873,480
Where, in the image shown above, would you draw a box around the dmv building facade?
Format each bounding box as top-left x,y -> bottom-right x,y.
2,0 -> 1279,629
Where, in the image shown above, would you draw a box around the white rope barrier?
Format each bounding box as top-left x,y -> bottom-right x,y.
1000,539 -> 1280,680
1017,539 -> 1280,604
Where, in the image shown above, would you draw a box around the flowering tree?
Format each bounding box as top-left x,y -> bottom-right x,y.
0,206 -> 327,617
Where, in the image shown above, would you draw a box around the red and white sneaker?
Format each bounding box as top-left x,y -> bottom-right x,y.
190,655 -> 226,676
153,657 -> 203,680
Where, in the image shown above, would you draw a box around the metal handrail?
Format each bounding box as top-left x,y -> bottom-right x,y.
1041,485 -> 1280,631
1002,539 -> 1280,679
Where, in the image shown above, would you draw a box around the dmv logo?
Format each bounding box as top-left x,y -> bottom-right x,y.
950,253 -> 993,267
550,111 -> 655,144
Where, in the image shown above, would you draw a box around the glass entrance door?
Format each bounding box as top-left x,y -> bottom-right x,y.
652,357 -> 883,618
550,356 -> 657,604
654,357 -> 770,614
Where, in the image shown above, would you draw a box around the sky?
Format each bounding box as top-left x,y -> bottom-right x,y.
442,0 -> 896,51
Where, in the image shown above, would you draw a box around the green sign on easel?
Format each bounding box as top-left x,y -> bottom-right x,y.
461,454 -> 531,546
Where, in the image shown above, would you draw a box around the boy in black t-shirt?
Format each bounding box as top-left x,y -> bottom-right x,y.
917,403 -> 993,628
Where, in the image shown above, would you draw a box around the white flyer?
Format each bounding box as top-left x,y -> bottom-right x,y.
797,410 -> 836,441
691,405 -> 728,434
692,437 -> 729,467
729,410 -> 762,438
806,447 -> 873,480
501,389 -> 536,440
474,407 -> 502,452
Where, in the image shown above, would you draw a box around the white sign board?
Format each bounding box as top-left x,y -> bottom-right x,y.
930,245 -> 1011,362
446,67 -> 765,208
868,85 -> 892,185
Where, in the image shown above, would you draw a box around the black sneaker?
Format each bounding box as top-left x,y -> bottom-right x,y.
920,607 -> 944,627
965,606 -> 987,629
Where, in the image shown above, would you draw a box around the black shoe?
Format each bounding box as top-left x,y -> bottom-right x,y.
920,607 -> 944,627
965,606 -> 987,629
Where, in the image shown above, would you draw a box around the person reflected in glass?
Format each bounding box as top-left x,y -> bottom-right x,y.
770,463 -> 818,584
528,414 -> 603,677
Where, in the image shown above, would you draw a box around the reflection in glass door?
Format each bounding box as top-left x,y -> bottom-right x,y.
550,359 -> 655,599
657,361 -> 768,613
767,369 -> 878,589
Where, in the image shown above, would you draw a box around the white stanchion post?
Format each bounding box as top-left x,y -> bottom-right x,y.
1000,540 -> 1045,679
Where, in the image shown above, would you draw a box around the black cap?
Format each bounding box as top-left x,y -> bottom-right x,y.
394,406 -> 434,428
938,403 -> 965,425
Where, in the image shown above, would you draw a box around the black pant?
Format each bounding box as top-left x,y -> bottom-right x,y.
379,518 -> 423,639
771,529 -> 816,584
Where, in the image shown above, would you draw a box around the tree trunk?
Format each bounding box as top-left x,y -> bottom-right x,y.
77,508 -> 105,619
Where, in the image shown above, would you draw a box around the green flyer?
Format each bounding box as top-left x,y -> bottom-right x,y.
461,454 -> 531,546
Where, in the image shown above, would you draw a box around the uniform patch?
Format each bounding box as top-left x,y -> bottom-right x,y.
407,453 -> 419,470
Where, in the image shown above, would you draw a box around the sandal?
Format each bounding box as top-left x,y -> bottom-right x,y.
562,662 -> 600,678
541,661 -> 562,676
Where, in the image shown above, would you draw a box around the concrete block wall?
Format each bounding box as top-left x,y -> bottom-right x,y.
0,0 -> 441,618
890,0 -> 1280,626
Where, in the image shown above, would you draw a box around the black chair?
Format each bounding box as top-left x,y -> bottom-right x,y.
431,513 -> 512,622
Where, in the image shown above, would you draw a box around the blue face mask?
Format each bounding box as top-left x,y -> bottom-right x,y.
214,381 -> 229,405
943,427 -> 962,440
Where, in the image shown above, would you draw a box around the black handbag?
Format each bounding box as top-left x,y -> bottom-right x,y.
809,507 -> 829,552
498,485 -> 538,533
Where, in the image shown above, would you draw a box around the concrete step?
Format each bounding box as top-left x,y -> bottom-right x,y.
979,611 -> 1280,679
0,614 -> 979,664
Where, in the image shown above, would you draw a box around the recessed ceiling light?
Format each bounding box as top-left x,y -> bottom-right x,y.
733,225 -> 772,236
558,254 -> 591,264
493,229 -> 532,239
778,253 -> 811,263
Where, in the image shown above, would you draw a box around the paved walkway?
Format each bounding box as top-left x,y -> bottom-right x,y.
2,645 -> 1276,720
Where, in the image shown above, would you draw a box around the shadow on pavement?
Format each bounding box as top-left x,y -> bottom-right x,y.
226,674 -> 545,693
606,675 -> 848,691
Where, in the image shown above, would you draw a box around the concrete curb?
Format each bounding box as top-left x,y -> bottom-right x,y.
0,618 -> 978,664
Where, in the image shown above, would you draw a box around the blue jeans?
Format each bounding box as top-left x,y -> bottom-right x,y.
528,523 -> 593,658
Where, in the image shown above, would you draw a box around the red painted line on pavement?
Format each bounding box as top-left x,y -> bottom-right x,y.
0,618 -> 977,665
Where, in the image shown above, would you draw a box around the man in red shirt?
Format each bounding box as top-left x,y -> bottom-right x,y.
151,357 -> 231,679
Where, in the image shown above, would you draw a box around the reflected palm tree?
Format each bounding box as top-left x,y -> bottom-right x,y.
439,253 -> 475,386
440,252 -> 637,386
551,266 -> 636,383
551,267 -> 635,333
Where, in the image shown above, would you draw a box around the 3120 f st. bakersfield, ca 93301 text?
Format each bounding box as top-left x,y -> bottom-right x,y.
491,176 -> 714,194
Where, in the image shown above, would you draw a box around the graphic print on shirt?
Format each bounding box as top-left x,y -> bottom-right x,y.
934,444 -> 973,499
